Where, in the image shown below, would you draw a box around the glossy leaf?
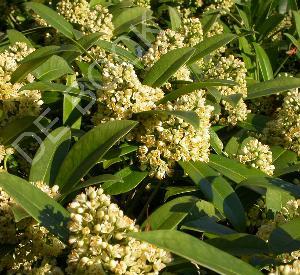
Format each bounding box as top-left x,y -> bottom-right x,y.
0,173 -> 70,242
188,34 -> 237,64
143,47 -> 195,87
102,167 -> 148,195
179,161 -> 246,231
253,43 -> 273,81
7,29 -> 32,46
168,6 -> 181,31
26,2 -> 75,39
247,77 -> 300,99
129,230 -> 262,275
55,120 -> 138,193
29,127 -> 71,185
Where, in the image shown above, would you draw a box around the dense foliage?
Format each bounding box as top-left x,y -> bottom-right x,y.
1,0 -> 300,274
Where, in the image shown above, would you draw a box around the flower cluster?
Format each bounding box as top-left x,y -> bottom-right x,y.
134,90 -> 213,179
56,0 -> 114,40
67,187 -> 172,274
0,42 -> 42,125
131,0 -> 151,8
93,60 -> 164,124
263,88 -> 300,156
235,138 -> 275,176
0,182 -> 65,273
205,0 -> 235,14
200,55 -> 249,125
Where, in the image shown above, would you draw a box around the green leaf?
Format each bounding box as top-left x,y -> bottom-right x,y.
206,233 -> 269,256
156,79 -> 236,104
26,2 -> 75,39
11,45 -> 78,83
0,116 -> 37,145
7,29 -> 33,46
293,11 -> 300,38
143,47 -> 195,87
224,136 -> 240,158
237,114 -> 270,132
271,146 -> 298,176
113,7 -> 152,35
238,176 -> 300,199
210,129 -> 223,155
257,14 -> 284,40
188,34 -> 237,64
208,154 -> 265,183
201,13 -> 219,34
63,75 -> 82,129
55,120 -> 138,193
102,167 -> 148,195
19,82 -> 93,100
29,127 -> 71,185
222,93 -> 243,108
269,217 -> 300,254
168,6 -> 181,31
179,161 -> 246,231
182,216 -> 236,236
138,110 -> 201,130
0,173 -> 70,242
33,55 -> 73,81
142,196 -> 198,230
165,186 -> 198,201
95,39 -> 144,69
129,230 -> 262,275
253,43 -> 273,81
284,33 -> 300,51
247,77 -> 300,99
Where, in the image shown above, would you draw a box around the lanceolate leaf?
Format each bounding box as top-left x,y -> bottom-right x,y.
33,55 -> 73,81
168,6 -> 182,31
7,29 -> 33,46
95,39 -> 144,69
129,230 -> 262,275
208,154 -> 265,183
102,167 -> 148,195
179,161 -> 246,231
29,127 -> 71,185
253,42 -> 273,81
55,120 -> 138,193
0,173 -> 70,242
156,79 -> 236,104
20,82 -> 93,100
26,2 -> 75,39
0,116 -> 37,145
188,34 -> 237,64
142,196 -> 199,230
247,77 -> 300,99
143,47 -> 195,87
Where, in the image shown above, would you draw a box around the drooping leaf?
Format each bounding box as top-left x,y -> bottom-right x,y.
0,173 -> 70,242
26,2 -> 75,39
55,120 -> 138,193
129,230 -> 262,275
247,77 -> 300,99
29,127 -> 71,185
143,47 -> 195,87
179,161 -> 246,231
